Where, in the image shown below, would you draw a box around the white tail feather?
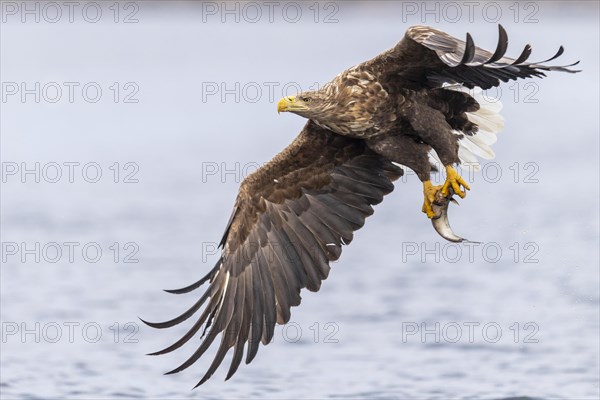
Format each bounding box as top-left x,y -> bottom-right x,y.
432,84 -> 504,171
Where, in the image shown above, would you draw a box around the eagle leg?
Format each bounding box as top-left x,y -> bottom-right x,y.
441,165 -> 470,198
422,180 -> 443,219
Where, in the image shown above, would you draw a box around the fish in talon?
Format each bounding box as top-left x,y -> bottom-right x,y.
431,187 -> 478,243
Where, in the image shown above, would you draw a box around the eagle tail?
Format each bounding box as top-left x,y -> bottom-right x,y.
428,85 -> 503,171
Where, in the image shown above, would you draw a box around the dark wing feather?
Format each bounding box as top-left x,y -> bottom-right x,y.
143,121 -> 403,386
382,24 -> 580,89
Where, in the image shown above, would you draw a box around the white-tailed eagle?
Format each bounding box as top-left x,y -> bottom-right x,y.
143,25 -> 579,387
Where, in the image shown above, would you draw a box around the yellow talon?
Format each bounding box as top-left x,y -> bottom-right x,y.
441,165 -> 470,198
422,180 -> 442,219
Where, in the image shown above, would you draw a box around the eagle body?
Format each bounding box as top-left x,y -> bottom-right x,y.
144,25 -> 579,387
290,64 -> 479,180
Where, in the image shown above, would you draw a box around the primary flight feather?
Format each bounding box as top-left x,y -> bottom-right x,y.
143,25 -> 579,386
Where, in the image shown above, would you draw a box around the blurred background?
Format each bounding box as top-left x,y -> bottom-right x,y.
1,1 -> 598,399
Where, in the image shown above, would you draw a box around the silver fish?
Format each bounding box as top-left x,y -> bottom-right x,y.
430,187 -> 478,243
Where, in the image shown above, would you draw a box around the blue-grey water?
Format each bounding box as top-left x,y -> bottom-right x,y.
1,2 -> 599,399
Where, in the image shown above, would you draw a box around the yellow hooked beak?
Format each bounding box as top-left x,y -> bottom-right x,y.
277,96 -> 309,114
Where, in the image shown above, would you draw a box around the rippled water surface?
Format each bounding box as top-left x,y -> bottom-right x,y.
1,2 -> 599,399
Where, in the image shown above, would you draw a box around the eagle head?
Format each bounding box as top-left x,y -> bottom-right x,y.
277,91 -> 347,133
277,91 -> 331,118
277,78 -> 387,137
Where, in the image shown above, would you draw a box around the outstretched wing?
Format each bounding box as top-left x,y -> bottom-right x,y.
366,25 -> 578,169
381,24 -> 580,89
143,121 -> 403,386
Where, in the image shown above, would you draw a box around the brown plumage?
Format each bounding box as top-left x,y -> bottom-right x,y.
143,25 -> 579,386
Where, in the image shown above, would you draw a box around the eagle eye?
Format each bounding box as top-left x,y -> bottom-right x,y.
302,97 -> 311,103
